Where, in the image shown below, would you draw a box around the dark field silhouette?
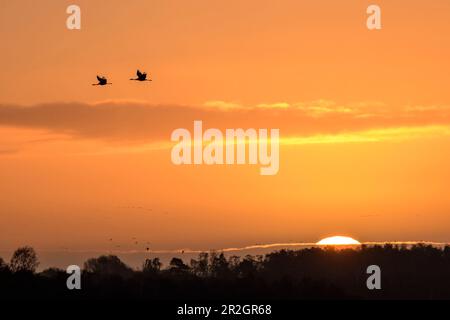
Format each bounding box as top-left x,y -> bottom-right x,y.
1,244 -> 450,300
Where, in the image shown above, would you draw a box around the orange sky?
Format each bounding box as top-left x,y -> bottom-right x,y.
1,1 -> 450,253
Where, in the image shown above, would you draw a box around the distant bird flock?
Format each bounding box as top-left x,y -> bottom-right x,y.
93,69 -> 151,86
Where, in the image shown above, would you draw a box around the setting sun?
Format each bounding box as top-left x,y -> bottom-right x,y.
316,236 -> 361,246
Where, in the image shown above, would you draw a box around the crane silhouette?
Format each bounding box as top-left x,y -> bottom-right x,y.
130,70 -> 152,82
92,75 -> 112,86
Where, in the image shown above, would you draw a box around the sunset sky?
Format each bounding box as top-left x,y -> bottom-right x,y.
1,0 -> 450,254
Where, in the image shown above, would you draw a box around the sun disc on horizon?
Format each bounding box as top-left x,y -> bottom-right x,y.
316,236 -> 361,246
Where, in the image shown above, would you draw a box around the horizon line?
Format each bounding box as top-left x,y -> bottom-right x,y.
1,241 -> 448,255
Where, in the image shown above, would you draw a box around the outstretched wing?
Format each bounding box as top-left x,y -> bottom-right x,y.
137,70 -> 143,78
97,75 -> 103,82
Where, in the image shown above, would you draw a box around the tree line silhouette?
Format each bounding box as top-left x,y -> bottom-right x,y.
1,244 -> 450,299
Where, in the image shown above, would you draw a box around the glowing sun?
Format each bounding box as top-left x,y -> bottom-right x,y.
316,236 -> 361,246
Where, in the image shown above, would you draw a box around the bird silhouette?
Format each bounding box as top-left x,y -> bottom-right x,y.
130,70 -> 152,82
92,75 -> 112,86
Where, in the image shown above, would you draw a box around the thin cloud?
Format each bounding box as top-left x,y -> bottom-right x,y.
0,100 -> 449,145
0,148 -> 19,155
